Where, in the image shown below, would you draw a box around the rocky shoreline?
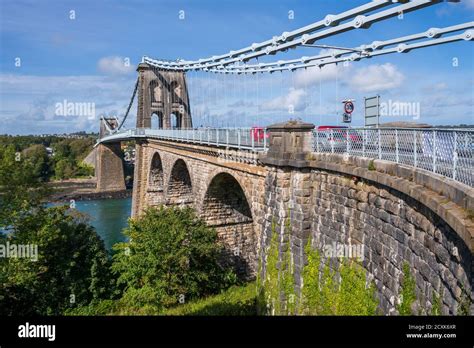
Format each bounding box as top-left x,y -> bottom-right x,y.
47,178 -> 132,203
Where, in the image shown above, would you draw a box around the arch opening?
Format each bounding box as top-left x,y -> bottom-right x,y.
171,113 -> 182,129
146,152 -> 164,207
151,112 -> 163,129
201,172 -> 255,278
167,159 -> 193,205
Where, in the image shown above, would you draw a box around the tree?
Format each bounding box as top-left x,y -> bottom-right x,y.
54,158 -> 76,179
22,144 -> 52,181
0,206 -> 114,315
0,144 -> 115,315
69,138 -> 94,161
112,206 -> 236,311
0,145 -> 49,228
53,140 -> 72,159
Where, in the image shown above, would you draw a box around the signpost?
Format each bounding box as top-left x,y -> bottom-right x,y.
364,95 -> 380,127
342,99 -> 354,123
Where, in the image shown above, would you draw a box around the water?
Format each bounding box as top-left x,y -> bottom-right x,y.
73,198 -> 132,251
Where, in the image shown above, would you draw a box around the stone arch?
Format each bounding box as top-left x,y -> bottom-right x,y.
167,159 -> 193,205
201,172 -> 255,278
148,152 -> 164,191
144,151 -> 165,207
151,111 -> 163,129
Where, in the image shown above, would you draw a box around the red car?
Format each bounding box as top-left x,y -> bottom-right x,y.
251,127 -> 270,142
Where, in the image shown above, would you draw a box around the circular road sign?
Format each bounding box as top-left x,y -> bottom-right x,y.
344,101 -> 354,114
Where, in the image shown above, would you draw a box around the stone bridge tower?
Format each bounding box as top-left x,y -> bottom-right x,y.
136,63 -> 192,130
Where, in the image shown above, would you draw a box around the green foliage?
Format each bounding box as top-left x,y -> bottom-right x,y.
54,158 -> 76,179
64,299 -> 118,316
368,159 -> 376,171
457,285 -> 472,316
67,282 -> 257,316
301,238 -> 322,314
68,138 -> 95,161
318,262 -> 338,315
52,138 -> 96,179
260,219 -> 280,315
336,259 -> 378,315
0,206 -> 114,315
431,290 -> 442,316
0,135 -> 96,181
397,262 -> 417,315
74,162 -> 94,178
22,144 -> 52,181
260,223 -> 379,316
0,146 -> 115,315
163,283 -> 257,316
281,217 -> 296,315
259,218 -> 296,316
302,254 -> 378,315
0,145 -> 50,228
111,206 -> 237,312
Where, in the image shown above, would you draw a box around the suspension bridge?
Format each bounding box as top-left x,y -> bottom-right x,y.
94,0 -> 473,315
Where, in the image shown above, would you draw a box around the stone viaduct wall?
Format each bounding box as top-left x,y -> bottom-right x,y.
98,120 -> 473,315
258,121 -> 473,315
260,157 -> 472,315
132,139 -> 267,277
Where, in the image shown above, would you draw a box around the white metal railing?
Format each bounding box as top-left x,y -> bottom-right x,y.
313,127 -> 474,187
100,128 -> 269,151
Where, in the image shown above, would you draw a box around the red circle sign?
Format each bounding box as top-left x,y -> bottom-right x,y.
344,101 -> 354,114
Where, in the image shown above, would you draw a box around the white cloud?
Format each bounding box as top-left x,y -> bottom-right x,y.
294,64 -> 346,88
97,56 -> 136,75
464,0 -> 474,9
261,87 -> 307,112
348,63 -> 405,93
0,74 -> 136,134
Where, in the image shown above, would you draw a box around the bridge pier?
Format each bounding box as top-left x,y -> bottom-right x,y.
95,142 -> 126,192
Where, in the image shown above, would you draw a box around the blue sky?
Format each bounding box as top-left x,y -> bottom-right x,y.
0,0 -> 473,134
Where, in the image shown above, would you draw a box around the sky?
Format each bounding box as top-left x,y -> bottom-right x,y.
0,0 -> 473,135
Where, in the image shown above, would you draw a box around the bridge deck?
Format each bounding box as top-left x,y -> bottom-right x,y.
98,128 -> 268,151
98,127 -> 474,187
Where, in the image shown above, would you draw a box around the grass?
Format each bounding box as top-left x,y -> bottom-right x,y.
66,282 -> 258,316
163,282 -> 257,316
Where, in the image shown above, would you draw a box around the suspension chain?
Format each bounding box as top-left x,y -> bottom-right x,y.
117,77 -> 139,131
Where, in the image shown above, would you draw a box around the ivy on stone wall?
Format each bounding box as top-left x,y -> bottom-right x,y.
301,237 -> 378,315
457,285 -> 471,316
258,218 -> 379,315
263,219 -> 281,315
258,218 -> 296,315
301,239 -> 322,314
431,291 -> 442,316
397,262 -> 417,315
281,216 -> 297,315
